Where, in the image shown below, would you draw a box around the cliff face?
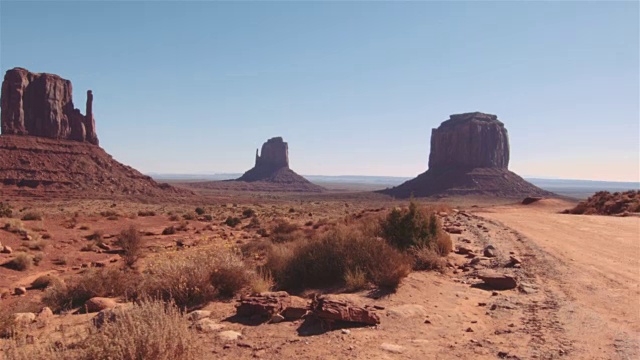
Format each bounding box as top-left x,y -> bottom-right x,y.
1,67 -> 98,145
380,112 -> 553,199
255,137 -> 289,170
428,112 -> 509,170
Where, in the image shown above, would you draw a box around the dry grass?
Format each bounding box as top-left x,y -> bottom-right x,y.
5,253 -> 33,271
4,299 -> 202,360
20,211 -> 43,221
344,268 -> 368,292
31,274 -> 63,290
140,247 -> 251,308
411,246 -> 447,271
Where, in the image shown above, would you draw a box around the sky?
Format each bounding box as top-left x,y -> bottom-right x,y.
0,1 -> 638,182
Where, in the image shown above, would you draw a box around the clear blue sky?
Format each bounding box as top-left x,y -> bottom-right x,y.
1,1 -> 638,181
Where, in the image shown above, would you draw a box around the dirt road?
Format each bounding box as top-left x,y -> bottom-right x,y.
476,200 -> 640,359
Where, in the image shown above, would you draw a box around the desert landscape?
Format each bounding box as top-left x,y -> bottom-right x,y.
0,66 -> 637,360
1,2 -> 639,360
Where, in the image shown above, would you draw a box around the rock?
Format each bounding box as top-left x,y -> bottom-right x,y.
522,197 -> 543,205
187,310 -> 211,321
378,112 -> 554,198
255,137 -> 289,171
84,297 -> 117,313
193,318 -> 225,333
310,295 -> 380,326
477,270 -> 518,290
445,227 -> 463,234
386,304 -> 428,319
1,245 -> 12,254
483,245 -> 497,258
13,312 -> 36,324
14,287 -> 26,295
270,314 -> 285,323
236,291 -> 309,322
341,329 -> 351,335
1,67 -> 98,145
506,256 -> 522,267
37,307 -> 54,319
380,343 -> 406,354
456,245 -> 473,255
218,330 -> 243,341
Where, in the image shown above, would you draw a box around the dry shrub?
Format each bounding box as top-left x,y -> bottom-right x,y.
411,246 -> 447,271
242,208 -> 256,218
0,202 -> 13,218
265,226 -> 411,291
137,210 -> 156,217
31,274 -> 63,290
100,210 -> 119,218
116,226 -> 144,267
25,238 -> 46,251
195,207 -> 206,215
224,216 -> 241,228
250,269 -> 274,294
86,230 -> 103,241
161,225 -> 177,235
3,219 -> 26,234
5,253 -> 33,271
168,214 -> 180,221
344,268 -> 368,292
140,247 -> 251,308
20,211 -> 42,221
432,232 -> 453,256
271,219 -> 299,243
42,268 -> 138,313
4,299 -> 201,360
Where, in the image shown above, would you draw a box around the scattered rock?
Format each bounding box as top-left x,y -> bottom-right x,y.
270,314 -> 285,323
218,330 -> 243,342
13,312 -> 36,324
193,318 -> 225,333
187,310 -> 211,321
14,287 -> 26,295
311,295 -> 380,326
456,245 -> 473,255
0,245 -> 11,254
236,291 -> 309,322
445,227 -> 463,234
37,307 -> 54,319
84,297 -> 117,313
483,245 -> 497,258
477,270 -> 518,290
380,343 -> 406,354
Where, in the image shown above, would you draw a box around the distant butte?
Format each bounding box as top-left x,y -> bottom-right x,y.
188,137 -> 324,192
380,112 -> 554,198
0,67 -> 192,199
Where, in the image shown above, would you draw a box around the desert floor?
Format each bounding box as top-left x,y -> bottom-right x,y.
0,195 -> 638,360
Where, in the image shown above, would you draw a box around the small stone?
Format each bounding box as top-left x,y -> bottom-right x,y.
187,310 -> 211,321
218,330 -> 242,342
13,312 -> 36,324
380,343 -> 405,354
14,287 -> 27,295
341,329 -> 351,335
270,313 -> 285,323
483,245 -> 497,258
1,245 -> 12,254
84,297 -> 117,313
466,327 -> 474,332
37,307 -> 54,319
193,318 -> 225,333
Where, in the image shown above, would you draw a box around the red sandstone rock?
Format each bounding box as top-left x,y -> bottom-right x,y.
310,295 -> 380,326
1,68 -> 98,145
477,270 -> 518,290
236,291 -> 310,321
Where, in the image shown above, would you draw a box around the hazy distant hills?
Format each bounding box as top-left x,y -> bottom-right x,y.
149,173 -> 638,199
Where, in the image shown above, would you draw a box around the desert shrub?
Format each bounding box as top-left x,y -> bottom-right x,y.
411,246 -> 447,271
25,239 -> 46,251
100,210 -> 118,218
42,268 -> 138,313
139,248 -> 251,308
32,253 -> 44,266
250,269 -> 274,294
80,242 -> 96,252
86,230 -> 103,241
380,201 -> 439,251
224,216 -> 241,228
242,208 -> 256,218
20,211 -> 42,221
312,218 -> 330,230
168,214 -> 180,221
265,226 -> 411,291
6,253 -> 33,271
161,226 -> 176,235
182,213 -> 196,220
344,268 -> 368,292
0,202 -> 13,218
304,220 -> 313,226
116,226 -> 144,267
3,219 -> 26,234
203,214 -> 213,221
106,215 -> 119,221
431,232 -> 453,256
4,299 -> 201,360
195,207 -> 206,216
31,274 -> 63,290
288,208 -> 295,213
137,210 -> 156,217
52,256 -> 67,266
271,219 -> 299,243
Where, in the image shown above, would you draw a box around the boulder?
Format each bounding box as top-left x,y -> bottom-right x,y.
1,67 -> 98,145
218,330 -> 242,341
236,291 -> 309,321
477,270 -> 518,290
37,307 -> 54,319
13,312 -> 36,324
84,297 -> 117,313
310,295 -> 380,326
14,287 -> 26,295
483,245 -> 497,258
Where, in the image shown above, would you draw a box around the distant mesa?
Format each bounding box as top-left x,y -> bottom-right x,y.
188,137 -> 324,192
380,112 -> 554,198
0,67 -> 191,199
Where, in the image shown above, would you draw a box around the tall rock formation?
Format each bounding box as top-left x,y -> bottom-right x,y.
0,67 -> 192,199
1,67 -> 98,145
380,112 -> 553,198
188,137 -> 323,192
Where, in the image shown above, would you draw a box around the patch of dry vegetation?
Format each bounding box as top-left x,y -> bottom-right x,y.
116,226 -> 145,267
4,299 -> 202,360
563,190 -> 640,215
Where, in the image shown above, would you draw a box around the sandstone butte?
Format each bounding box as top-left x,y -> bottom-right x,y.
0,67 -> 191,199
380,112 -> 554,199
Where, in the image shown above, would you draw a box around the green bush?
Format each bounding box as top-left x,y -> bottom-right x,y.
224,217 -> 241,228
195,207 -> 206,216
380,201 -> 439,251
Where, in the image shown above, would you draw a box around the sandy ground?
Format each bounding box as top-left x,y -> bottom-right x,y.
1,197 -> 638,359
476,200 -> 640,360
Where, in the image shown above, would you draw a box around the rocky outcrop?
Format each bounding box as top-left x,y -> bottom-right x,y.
429,112 -> 509,169
310,295 -> 381,326
563,190 -> 640,215
236,291 -> 309,322
188,137 -> 324,192
1,67 -> 98,145
380,112 -> 554,199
